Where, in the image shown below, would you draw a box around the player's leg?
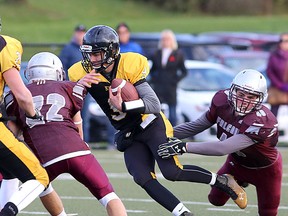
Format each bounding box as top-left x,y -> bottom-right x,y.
255,153 -> 282,216
146,116 -> 247,209
124,139 -> 192,216
0,126 -> 49,215
0,176 -> 19,209
52,154 -> 127,216
39,184 -> 67,216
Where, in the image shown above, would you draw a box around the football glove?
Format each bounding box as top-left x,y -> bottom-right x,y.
157,137 -> 187,159
25,108 -> 43,120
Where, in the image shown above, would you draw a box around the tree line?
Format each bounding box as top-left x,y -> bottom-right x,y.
134,0 -> 288,15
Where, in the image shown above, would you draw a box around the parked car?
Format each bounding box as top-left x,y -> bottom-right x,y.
207,50 -> 270,73
198,31 -> 279,52
175,60 -> 235,141
130,32 -> 250,61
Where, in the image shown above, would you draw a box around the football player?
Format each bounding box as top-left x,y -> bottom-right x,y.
158,69 -> 282,216
4,52 -> 127,216
0,19 -> 49,215
68,25 -> 247,216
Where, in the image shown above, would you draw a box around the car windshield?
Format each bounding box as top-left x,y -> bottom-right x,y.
178,68 -> 233,91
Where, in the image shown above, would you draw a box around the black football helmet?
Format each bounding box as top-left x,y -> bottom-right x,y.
80,25 -> 120,73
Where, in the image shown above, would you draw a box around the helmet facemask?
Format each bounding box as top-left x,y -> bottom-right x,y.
80,25 -> 120,74
229,84 -> 264,116
80,43 -> 117,73
228,69 -> 267,116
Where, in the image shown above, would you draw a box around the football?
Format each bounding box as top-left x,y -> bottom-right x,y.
111,78 -> 139,101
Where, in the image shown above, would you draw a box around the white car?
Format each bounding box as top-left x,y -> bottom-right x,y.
175,60 -> 235,141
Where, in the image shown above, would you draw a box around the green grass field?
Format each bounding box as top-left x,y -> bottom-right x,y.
21,147 -> 288,216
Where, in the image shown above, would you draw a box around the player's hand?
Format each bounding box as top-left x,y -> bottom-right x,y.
157,137 -> 187,159
25,108 -> 43,120
108,87 -> 123,111
78,69 -> 101,88
25,108 -> 44,128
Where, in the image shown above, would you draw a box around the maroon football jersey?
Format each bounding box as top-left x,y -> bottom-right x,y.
5,80 -> 89,165
206,90 -> 279,168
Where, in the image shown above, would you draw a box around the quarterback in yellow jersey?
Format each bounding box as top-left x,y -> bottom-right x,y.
69,25 -> 247,215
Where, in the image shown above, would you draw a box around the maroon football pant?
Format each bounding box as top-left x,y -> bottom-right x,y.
208,153 -> 282,216
45,154 -> 114,200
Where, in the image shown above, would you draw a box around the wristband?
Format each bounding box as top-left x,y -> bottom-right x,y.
25,109 -> 42,120
122,99 -> 145,113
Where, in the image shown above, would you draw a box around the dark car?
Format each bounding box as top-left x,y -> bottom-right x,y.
130,32 -> 250,60
198,31 -> 280,52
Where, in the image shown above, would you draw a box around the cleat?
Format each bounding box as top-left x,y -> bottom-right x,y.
214,174 -> 247,209
180,211 -> 194,216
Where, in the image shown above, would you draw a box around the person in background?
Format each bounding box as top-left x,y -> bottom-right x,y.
5,52 -> 127,216
150,29 -> 187,126
59,24 -> 91,143
266,32 -> 288,117
69,25 -> 247,216
116,22 -> 143,55
59,24 -> 87,73
0,18 -> 50,216
158,69 -> 282,216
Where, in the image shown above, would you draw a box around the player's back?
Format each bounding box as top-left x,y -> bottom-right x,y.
5,80 -> 89,165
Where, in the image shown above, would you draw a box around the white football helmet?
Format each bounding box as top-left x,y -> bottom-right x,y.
229,69 -> 267,116
25,52 -> 65,83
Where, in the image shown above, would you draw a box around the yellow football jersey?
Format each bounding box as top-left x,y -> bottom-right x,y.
0,35 -> 23,97
68,52 -> 152,130
68,52 -> 150,84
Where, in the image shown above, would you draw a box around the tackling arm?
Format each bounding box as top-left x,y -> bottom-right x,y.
158,134 -> 255,159
173,112 -> 214,139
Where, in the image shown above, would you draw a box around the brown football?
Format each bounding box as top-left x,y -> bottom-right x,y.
111,78 -> 139,101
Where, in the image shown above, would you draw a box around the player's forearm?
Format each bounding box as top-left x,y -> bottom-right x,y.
135,82 -> 161,114
186,134 -> 255,156
173,112 -> 213,139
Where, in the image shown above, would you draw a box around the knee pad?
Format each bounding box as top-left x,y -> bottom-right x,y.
39,183 -> 54,197
99,192 -> 120,208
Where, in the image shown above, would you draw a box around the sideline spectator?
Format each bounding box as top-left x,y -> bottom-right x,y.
266,32 -> 288,117
59,24 -> 91,142
116,22 -> 143,55
150,29 -> 187,126
59,24 -> 87,73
